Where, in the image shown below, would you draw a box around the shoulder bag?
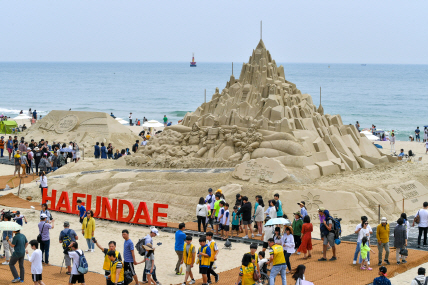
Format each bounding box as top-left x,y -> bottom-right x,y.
37,222 -> 46,243
253,262 -> 260,281
414,210 -> 421,224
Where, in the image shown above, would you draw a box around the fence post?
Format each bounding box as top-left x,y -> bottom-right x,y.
378,204 -> 380,224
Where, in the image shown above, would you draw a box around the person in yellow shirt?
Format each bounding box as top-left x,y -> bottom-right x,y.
180,235 -> 196,285
248,243 -> 260,274
268,238 -> 286,285
206,232 -> 219,283
197,237 -> 211,285
94,238 -> 122,284
376,217 -> 390,266
82,210 -> 96,252
236,253 -> 256,285
107,251 -> 125,285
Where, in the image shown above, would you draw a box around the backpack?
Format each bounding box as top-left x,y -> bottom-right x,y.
135,238 -> 146,256
62,229 -> 72,253
124,271 -> 134,285
332,217 -> 342,239
414,277 -> 428,285
75,251 -> 89,274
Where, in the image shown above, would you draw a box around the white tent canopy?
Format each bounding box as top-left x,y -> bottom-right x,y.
142,120 -> 164,128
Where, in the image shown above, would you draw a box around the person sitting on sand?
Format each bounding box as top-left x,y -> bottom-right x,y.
398,149 -> 405,157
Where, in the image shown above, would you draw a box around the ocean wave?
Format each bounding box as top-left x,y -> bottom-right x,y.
169,111 -> 191,117
0,108 -> 21,114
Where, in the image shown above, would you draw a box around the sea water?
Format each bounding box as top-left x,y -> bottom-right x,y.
0,62 -> 427,141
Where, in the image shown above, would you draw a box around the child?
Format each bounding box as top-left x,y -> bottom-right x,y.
248,244 -> 260,273
181,235 -> 196,285
218,201 -> 225,237
262,217 -> 274,252
373,266 -> 391,285
232,206 -> 241,237
197,237 -> 211,285
206,232 -> 219,283
26,240 -> 45,285
76,199 -> 86,224
361,237 -> 375,270
258,251 -> 268,277
13,211 -> 27,226
221,203 -> 230,240
143,244 -> 156,285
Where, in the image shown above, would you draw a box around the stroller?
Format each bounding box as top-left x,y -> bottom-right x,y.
259,262 -> 270,285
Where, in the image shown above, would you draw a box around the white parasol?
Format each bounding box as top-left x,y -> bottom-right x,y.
265,218 -> 291,226
0,221 -> 23,231
142,120 -> 164,128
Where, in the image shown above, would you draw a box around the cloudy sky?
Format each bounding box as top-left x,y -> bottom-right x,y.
1,1 -> 427,64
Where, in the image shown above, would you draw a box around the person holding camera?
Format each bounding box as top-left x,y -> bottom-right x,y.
59,221 -> 78,275
38,213 -> 55,264
94,237 -> 122,285
2,214 -> 14,265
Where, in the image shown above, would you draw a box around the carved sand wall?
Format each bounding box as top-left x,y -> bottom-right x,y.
140,40 -> 393,179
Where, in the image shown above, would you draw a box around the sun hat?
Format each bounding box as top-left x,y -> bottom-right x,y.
318,207 -> 325,212
143,243 -> 155,251
34,147 -> 39,151
297,201 -> 306,206
216,189 -> 222,194
293,212 -> 302,217
151,228 -> 159,236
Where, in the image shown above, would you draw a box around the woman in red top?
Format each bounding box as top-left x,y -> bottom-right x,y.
298,215 -> 313,259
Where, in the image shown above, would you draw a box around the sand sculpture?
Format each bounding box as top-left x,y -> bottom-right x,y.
139,40 -> 393,180
23,110 -> 139,155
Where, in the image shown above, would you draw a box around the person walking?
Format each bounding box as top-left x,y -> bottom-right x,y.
7,136 -> 13,161
206,232 -> 219,284
0,136 -> 4,158
236,253 -> 256,285
254,198 -> 265,236
2,214 -> 14,265
100,143 -> 107,159
13,150 -> 21,177
412,202 -> 428,248
175,223 -> 186,275
268,238 -> 287,285
180,235 -> 196,285
373,266 -> 391,285
197,237 -> 211,285
81,210 -> 95,252
318,209 -> 337,261
274,194 -> 283,218
94,142 -> 100,159
129,113 -> 133,126
122,230 -> 139,285
292,212 -> 303,253
67,242 -> 86,285
77,199 -> 86,224
268,200 -> 277,219
411,267 -> 427,285
196,197 -> 208,232
26,240 -> 45,285
59,221 -> 78,275
376,217 -> 390,266
38,213 -> 54,264
7,229 -> 28,283
298,215 -> 313,259
390,133 -> 396,153
142,228 -> 160,284
394,218 -> 408,265
283,226 -> 295,274
94,238 -> 122,284
39,172 -> 48,198
107,250 -> 124,285
353,216 -> 372,265
237,196 -> 253,239
163,115 -> 168,127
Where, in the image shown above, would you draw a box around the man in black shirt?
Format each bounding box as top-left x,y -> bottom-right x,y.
237,196 -> 252,239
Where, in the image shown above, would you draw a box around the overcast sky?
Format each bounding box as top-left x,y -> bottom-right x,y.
1,1 -> 427,64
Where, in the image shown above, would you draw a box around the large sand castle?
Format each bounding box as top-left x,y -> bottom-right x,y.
23,110 -> 139,154
135,40 -> 393,181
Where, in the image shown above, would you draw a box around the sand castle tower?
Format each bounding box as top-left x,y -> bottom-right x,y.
142,40 -> 393,180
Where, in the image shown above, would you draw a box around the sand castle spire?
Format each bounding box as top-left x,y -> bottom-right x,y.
318,86 -> 324,115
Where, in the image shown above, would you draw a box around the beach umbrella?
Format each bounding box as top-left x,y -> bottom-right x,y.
0,221 -> 22,231
59,148 -> 73,153
142,120 -> 164,128
265,218 -> 291,226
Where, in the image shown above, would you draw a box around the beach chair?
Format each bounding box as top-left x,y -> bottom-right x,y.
416,156 -> 423,164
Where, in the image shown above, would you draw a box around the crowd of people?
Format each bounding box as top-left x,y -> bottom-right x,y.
0,135 -> 81,177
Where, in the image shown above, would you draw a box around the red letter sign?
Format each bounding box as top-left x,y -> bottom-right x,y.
152,203 -> 168,227
55,191 -> 71,213
132,202 -> 152,225
118,200 -> 135,223
42,189 -> 57,209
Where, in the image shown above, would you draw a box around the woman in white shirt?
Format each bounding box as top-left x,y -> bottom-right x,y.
196,197 -> 208,233
254,198 -> 265,237
357,221 -> 371,264
39,172 -> 48,199
283,226 -> 295,274
268,200 -> 277,220
292,264 -> 307,285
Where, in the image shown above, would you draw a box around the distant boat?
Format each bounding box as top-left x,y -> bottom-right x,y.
328,65 -> 330,68
190,52 -> 196,67
361,64 -> 367,66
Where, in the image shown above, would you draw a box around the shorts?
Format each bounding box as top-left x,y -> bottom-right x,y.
219,224 -> 223,230
362,257 -> 368,262
416,134 -> 420,139
145,269 -> 154,274
199,267 -> 208,275
7,148 -> 12,154
32,274 -> 42,282
185,264 -> 192,272
124,262 -> 136,276
69,274 -> 85,284
232,225 -> 240,231
223,225 -> 230,231
243,220 -> 251,225
263,242 -> 268,249
323,233 -> 335,247
64,253 -> 71,266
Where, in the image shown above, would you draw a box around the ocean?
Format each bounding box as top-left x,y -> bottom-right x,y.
1,62 -> 427,141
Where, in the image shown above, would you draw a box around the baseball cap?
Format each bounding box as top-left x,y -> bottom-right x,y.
151,228 -> 159,236
40,213 -> 47,219
379,266 -> 387,274
64,221 -> 70,227
208,188 -> 213,192
381,217 -> 387,223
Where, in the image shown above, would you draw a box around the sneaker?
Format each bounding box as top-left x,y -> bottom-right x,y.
402,260 -> 407,264
181,283 -> 186,285
378,261 -> 382,266
190,279 -> 196,284
207,281 -> 212,284
367,261 -> 370,265
360,266 -> 366,270
2,262 -> 9,265
11,278 -> 20,283
242,235 -> 249,239
256,234 -> 262,237
329,256 -> 337,261
85,249 -> 90,252
384,260 -> 390,265
91,249 -> 95,252
251,234 -> 254,238
353,260 -> 356,265
318,258 -> 327,261
367,267 -> 373,271
297,252 -> 301,255
215,275 -> 219,283
397,261 -> 401,265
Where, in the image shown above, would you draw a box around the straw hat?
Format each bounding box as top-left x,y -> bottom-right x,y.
285,225 -> 294,234
143,243 -> 155,251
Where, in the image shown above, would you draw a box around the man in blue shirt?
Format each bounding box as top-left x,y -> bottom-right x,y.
122,229 -> 138,285
415,127 -> 421,142
94,142 -> 100,159
76,200 -> 87,223
274,193 -> 283,218
175,223 -> 186,275
398,149 -> 405,157
373,266 -> 391,285
32,110 -> 37,120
